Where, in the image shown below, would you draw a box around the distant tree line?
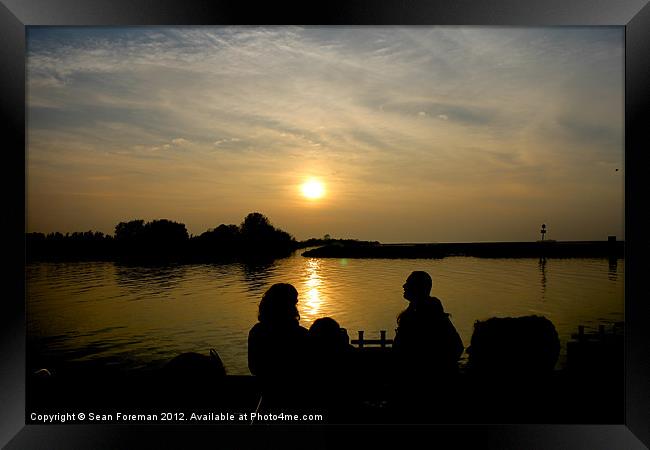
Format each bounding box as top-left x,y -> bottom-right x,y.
26,213 -> 299,262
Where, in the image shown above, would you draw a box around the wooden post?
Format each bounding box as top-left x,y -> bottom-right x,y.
358,330 -> 364,348
380,330 -> 387,348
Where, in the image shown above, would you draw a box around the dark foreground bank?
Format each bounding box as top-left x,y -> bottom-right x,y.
27,347 -> 622,425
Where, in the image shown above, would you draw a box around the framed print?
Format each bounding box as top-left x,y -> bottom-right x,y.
1,0 -> 649,448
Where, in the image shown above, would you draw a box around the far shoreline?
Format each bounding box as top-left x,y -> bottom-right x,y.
301,239 -> 624,259
25,239 -> 625,263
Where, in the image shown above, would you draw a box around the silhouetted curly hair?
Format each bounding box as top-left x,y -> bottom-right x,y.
258,283 -> 300,325
467,315 -> 560,375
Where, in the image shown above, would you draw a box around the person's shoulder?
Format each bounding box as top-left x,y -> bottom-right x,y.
422,297 -> 445,317
249,322 -> 266,337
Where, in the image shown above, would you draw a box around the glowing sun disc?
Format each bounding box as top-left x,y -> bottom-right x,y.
301,180 -> 325,199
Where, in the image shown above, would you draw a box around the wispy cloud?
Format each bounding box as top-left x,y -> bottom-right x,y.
27,27 -> 624,241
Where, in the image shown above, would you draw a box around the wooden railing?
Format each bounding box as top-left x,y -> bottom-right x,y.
570,322 -> 623,342
566,322 -> 623,372
350,330 -> 394,348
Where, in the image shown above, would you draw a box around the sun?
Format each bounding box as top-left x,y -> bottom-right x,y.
301,179 -> 326,200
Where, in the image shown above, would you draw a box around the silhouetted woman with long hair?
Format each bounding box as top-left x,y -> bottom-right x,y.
248,283 -> 308,410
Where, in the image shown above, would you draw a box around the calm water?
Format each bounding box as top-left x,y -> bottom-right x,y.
27,253 -> 624,375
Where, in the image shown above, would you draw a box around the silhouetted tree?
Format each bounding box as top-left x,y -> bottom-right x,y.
28,213 -> 296,262
69,231 -> 107,241
115,220 -> 145,242
193,223 -> 242,258
239,212 -> 296,257
198,224 -> 241,243
240,212 -> 275,237
27,230 -> 114,260
115,219 -> 188,244
113,219 -> 188,259
143,219 -> 189,243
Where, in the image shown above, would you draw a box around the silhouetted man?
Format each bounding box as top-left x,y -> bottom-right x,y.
391,271 -> 464,421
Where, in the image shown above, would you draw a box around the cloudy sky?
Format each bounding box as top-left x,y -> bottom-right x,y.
27,26 -> 624,242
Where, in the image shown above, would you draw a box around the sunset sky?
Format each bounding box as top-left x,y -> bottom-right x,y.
27,27 -> 624,243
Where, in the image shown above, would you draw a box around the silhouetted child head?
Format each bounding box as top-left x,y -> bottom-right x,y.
403,271 -> 433,301
309,317 -> 349,350
258,283 -> 300,326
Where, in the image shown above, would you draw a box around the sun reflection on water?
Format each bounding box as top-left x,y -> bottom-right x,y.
301,259 -> 323,323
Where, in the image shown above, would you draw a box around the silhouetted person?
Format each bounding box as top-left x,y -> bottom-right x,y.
391,271 -> 464,422
159,349 -> 226,407
465,315 -> 560,422
307,317 -> 356,421
248,283 -> 309,411
393,271 -> 463,375
164,349 -> 226,379
308,317 -> 353,361
467,315 -> 559,378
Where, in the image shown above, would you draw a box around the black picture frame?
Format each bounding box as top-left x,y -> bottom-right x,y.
1,1 -> 649,448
